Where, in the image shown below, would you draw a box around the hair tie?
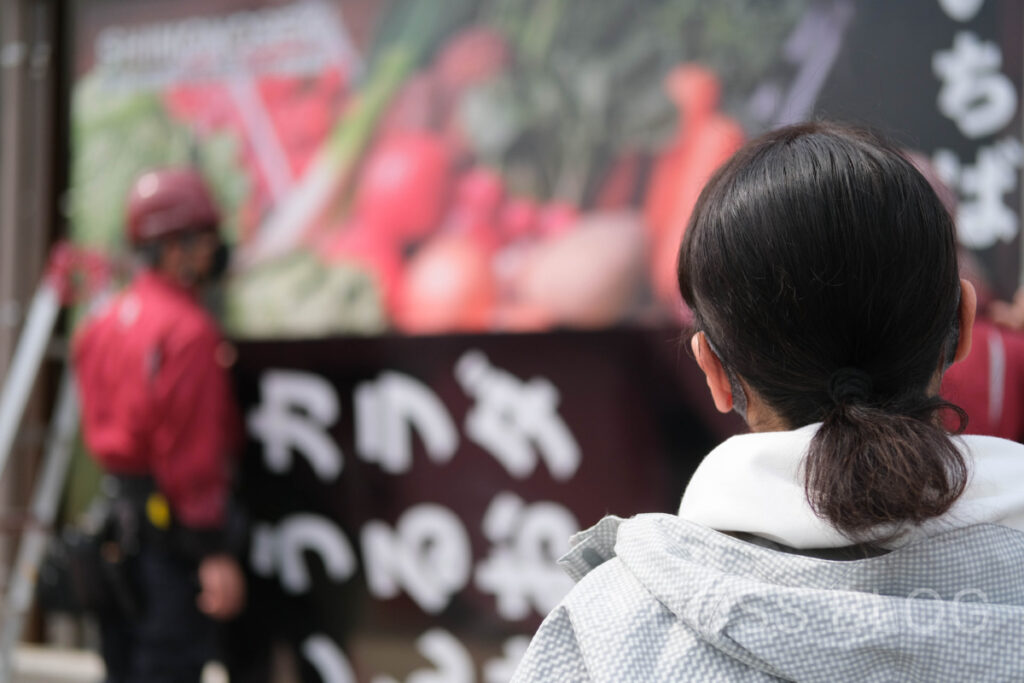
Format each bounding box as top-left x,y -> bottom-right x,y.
828,367 -> 873,404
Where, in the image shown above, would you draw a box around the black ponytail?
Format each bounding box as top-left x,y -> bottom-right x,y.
679,122 -> 969,537
806,395 -> 968,537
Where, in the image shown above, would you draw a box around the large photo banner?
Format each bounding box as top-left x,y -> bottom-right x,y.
68,0 -> 1024,338
68,0 -> 1024,335
66,0 -> 1023,681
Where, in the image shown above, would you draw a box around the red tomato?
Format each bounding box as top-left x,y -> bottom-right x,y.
353,133 -> 453,245
442,167 -> 506,254
393,234 -> 497,334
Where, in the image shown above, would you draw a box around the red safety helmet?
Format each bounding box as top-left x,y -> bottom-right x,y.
125,167 -> 220,246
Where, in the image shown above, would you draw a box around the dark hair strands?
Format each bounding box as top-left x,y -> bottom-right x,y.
808,397 -> 968,538
679,121 -> 969,539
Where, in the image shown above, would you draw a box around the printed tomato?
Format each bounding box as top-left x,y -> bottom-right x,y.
393,234 -> 497,334
353,132 -> 453,244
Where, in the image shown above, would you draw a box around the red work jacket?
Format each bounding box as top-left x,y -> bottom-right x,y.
942,318 -> 1024,442
74,272 -> 239,529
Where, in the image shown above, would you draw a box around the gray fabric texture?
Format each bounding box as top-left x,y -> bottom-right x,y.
512,515 -> 1024,682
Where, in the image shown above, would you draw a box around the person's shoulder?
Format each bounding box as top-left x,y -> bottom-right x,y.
514,515 -> 685,681
131,277 -> 220,344
169,303 -> 220,340
559,534 -> 704,669
72,290 -> 131,355
511,559 -> 658,683
511,606 -> 590,683
162,311 -> 222,359
520,554 -> 753,682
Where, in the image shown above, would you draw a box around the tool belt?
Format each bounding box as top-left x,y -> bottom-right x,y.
38,474 -> 246,617
36,474 -> 171,619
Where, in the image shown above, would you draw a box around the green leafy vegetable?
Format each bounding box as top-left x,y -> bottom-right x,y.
67,74 -> 248,250
225,250 -> 386,338
462,0 -> 810,205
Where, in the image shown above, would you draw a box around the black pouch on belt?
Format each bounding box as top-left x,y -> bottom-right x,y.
37,476 -> 149,619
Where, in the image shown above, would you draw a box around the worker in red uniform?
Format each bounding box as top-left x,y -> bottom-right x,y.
74,167 -> 245,683
942,317 -> 1024,441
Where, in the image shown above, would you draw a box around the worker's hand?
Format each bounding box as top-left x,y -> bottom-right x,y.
197,554 -> 246,621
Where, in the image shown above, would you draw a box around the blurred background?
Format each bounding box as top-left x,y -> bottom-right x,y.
1,0 -> 1023,681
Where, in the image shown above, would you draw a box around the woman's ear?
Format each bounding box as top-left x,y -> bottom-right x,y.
954,278 -> 977,363
691,332 -> 734,413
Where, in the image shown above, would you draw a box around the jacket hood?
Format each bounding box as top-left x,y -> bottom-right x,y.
677,424 -> 1024,549
559,515 -> 1024,681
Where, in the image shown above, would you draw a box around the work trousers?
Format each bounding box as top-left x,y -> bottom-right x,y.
98,534 -> 215,683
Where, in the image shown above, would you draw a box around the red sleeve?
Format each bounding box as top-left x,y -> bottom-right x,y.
148,322 -> 239,529
944,320 -> 1024,441
997,326 -> 1024,442
73,305 -> 150,471
942,327 -> 991,434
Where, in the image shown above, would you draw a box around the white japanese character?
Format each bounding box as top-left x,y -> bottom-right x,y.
355,371 -> 459,474
456,350 -> 581,481
483,636 -> 530,683
248,370 -> 343,481
303,634 -> 357,683
939,0 -> 985,22
933,31 -> 1017,138
250,514 -> 356,595
361,504 -> 471,614
934,138 -> 1023,248
474,492 -> 578,620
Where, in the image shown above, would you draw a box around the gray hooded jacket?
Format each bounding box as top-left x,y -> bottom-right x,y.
511,514 -> 1024,682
